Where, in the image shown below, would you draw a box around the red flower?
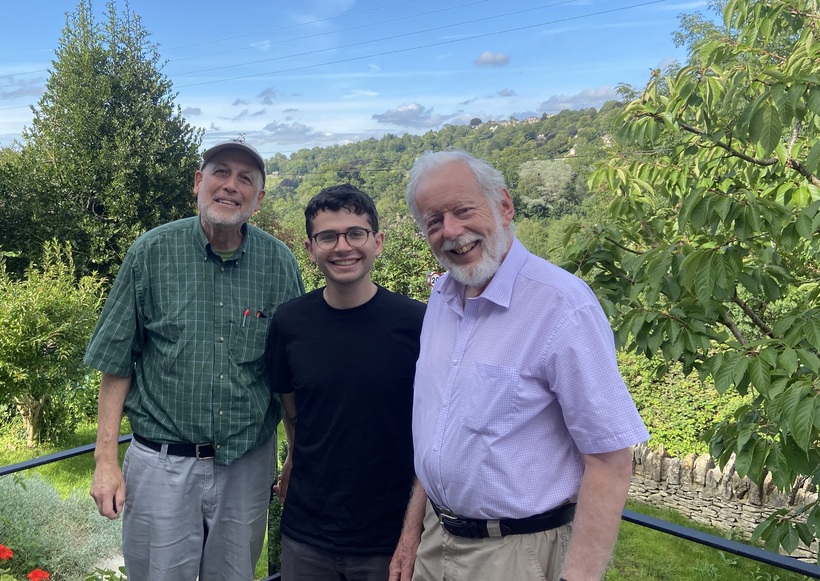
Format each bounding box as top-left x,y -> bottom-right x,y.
27,569 -> 51,581
0,544 -> 12,560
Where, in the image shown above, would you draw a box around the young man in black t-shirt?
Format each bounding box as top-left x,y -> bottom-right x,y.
266,184 -> 426,581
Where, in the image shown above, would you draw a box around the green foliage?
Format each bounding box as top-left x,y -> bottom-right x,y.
17,0 -> 202,279
371,214 -> 440,301
0,241 -> 105,446
619,352 -> 747,456
0,474 -> 121,581
516,159 -> 584,218
566,0 -> 820,556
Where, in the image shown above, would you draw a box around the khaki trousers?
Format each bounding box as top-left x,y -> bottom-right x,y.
412,501 -> 572,581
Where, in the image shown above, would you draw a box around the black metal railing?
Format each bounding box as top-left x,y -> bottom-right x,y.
1,438 -> 818,579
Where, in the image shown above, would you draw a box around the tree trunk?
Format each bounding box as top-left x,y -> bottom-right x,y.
14,394 -> 44,448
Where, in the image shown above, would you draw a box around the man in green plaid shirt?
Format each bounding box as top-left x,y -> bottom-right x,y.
85,138 -> 303,581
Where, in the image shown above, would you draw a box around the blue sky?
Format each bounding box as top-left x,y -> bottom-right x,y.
0,0 -> 713,157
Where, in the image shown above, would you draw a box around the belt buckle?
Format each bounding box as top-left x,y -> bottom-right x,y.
195,443 -> 214,460
439,513 -> 484,539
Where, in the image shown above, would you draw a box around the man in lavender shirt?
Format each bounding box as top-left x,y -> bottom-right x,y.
388,151 -> 649,581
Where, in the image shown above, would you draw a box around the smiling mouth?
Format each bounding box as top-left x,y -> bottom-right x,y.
332,258 -> 359,266
450,241 -> 478,255
216,199 -> 240,207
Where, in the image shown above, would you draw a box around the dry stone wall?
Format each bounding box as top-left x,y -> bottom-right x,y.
629,443 -> 818,562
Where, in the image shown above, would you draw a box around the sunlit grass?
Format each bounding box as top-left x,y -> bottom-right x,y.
609,501 -> 813,581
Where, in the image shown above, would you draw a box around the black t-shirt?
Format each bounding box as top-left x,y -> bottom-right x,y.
266,285 -> 426,554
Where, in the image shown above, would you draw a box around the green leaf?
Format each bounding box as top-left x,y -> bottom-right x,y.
779,347 -> 799,375
806,140 -> 820,174
807,86 -> 820,117
749,356 -> 771,394
749,99 -> 783,156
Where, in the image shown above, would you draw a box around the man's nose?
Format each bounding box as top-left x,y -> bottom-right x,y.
334,232 -> 354,250
223,173 -> 239,192
440,213 -> 462,239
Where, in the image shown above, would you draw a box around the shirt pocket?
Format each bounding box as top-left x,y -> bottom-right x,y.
461,363 -> 520,437
229,316 -> 269,364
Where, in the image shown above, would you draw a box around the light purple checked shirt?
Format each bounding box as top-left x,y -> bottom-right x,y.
413,237 -> 649,520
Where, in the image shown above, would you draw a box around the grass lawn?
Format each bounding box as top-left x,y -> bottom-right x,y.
610,500 -> 814,580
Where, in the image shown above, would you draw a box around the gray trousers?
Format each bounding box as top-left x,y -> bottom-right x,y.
121,436 -> 276,581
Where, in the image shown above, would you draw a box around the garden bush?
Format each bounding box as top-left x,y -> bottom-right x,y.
0,474 -> 121,581
619,351 -> 748,457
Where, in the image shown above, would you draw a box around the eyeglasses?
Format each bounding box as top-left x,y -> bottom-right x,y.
311,227 -> 373,250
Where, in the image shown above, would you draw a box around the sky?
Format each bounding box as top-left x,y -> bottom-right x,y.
0,0 -> 714,158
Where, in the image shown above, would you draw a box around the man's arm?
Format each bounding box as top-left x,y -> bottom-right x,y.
559,447 -> 634,581
89,372 -> 131,519
389,478 -> 427,581
274,392 -> 297,503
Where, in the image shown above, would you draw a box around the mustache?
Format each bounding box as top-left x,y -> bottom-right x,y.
440,234 -> 482,252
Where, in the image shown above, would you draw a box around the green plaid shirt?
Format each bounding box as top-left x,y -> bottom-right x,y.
84,216 -> 304,465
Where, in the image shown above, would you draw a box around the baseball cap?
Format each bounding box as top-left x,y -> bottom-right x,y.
201,137 -> 266,185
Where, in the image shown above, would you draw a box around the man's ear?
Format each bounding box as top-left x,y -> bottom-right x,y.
498,188 -> 515,226
304,238 -> 317,263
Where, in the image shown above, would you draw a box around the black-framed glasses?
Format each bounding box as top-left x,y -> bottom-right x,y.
311,227 -> 373,250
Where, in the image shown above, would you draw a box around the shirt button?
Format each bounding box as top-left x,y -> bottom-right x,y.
219,337 -> 224,343
219,302 -> 224,308
219,373 -> 224,380
451,359 -> 458,365
220,267 -> 225,273
219,409 -> 223,416
216,444 -> 220,449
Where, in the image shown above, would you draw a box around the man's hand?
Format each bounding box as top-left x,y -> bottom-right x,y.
90,460 -> 125,519
388,529 -> 420,581
389,479 -> 427,580
273,455 -> 292,503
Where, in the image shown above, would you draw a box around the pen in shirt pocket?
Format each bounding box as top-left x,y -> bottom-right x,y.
255,309 -> 267,319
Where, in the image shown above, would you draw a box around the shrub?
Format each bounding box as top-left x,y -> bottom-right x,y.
0,474 -> 121,581
0,242 -> 105,447
619,351 -> 748,457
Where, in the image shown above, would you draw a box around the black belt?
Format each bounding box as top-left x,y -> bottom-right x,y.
431,501 -> 575,539
132,433 -> 216,459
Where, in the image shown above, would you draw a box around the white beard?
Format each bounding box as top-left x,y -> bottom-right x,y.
435,209 -> 510,290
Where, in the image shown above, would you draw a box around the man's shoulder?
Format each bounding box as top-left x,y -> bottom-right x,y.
132,216 -> 197,248
274,288 -> 322,317
519,251 -> 593,293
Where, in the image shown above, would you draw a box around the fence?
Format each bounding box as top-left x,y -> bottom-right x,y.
1,437 -> 818,580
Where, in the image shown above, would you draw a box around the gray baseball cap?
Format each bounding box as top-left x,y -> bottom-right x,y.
201,138 -> 266,185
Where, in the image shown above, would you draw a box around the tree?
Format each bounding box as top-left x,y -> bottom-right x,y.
515,159 -> 581,218
563,0 -> 819,557
371,213 -> 439,301
21,0 -> 202,279
0,241 -> 105,446
0,148 -> 32,276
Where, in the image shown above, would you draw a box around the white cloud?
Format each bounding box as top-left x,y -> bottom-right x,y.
539,87 -> 619,113
371,102 -> 460,129
474,51 -> 509,67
